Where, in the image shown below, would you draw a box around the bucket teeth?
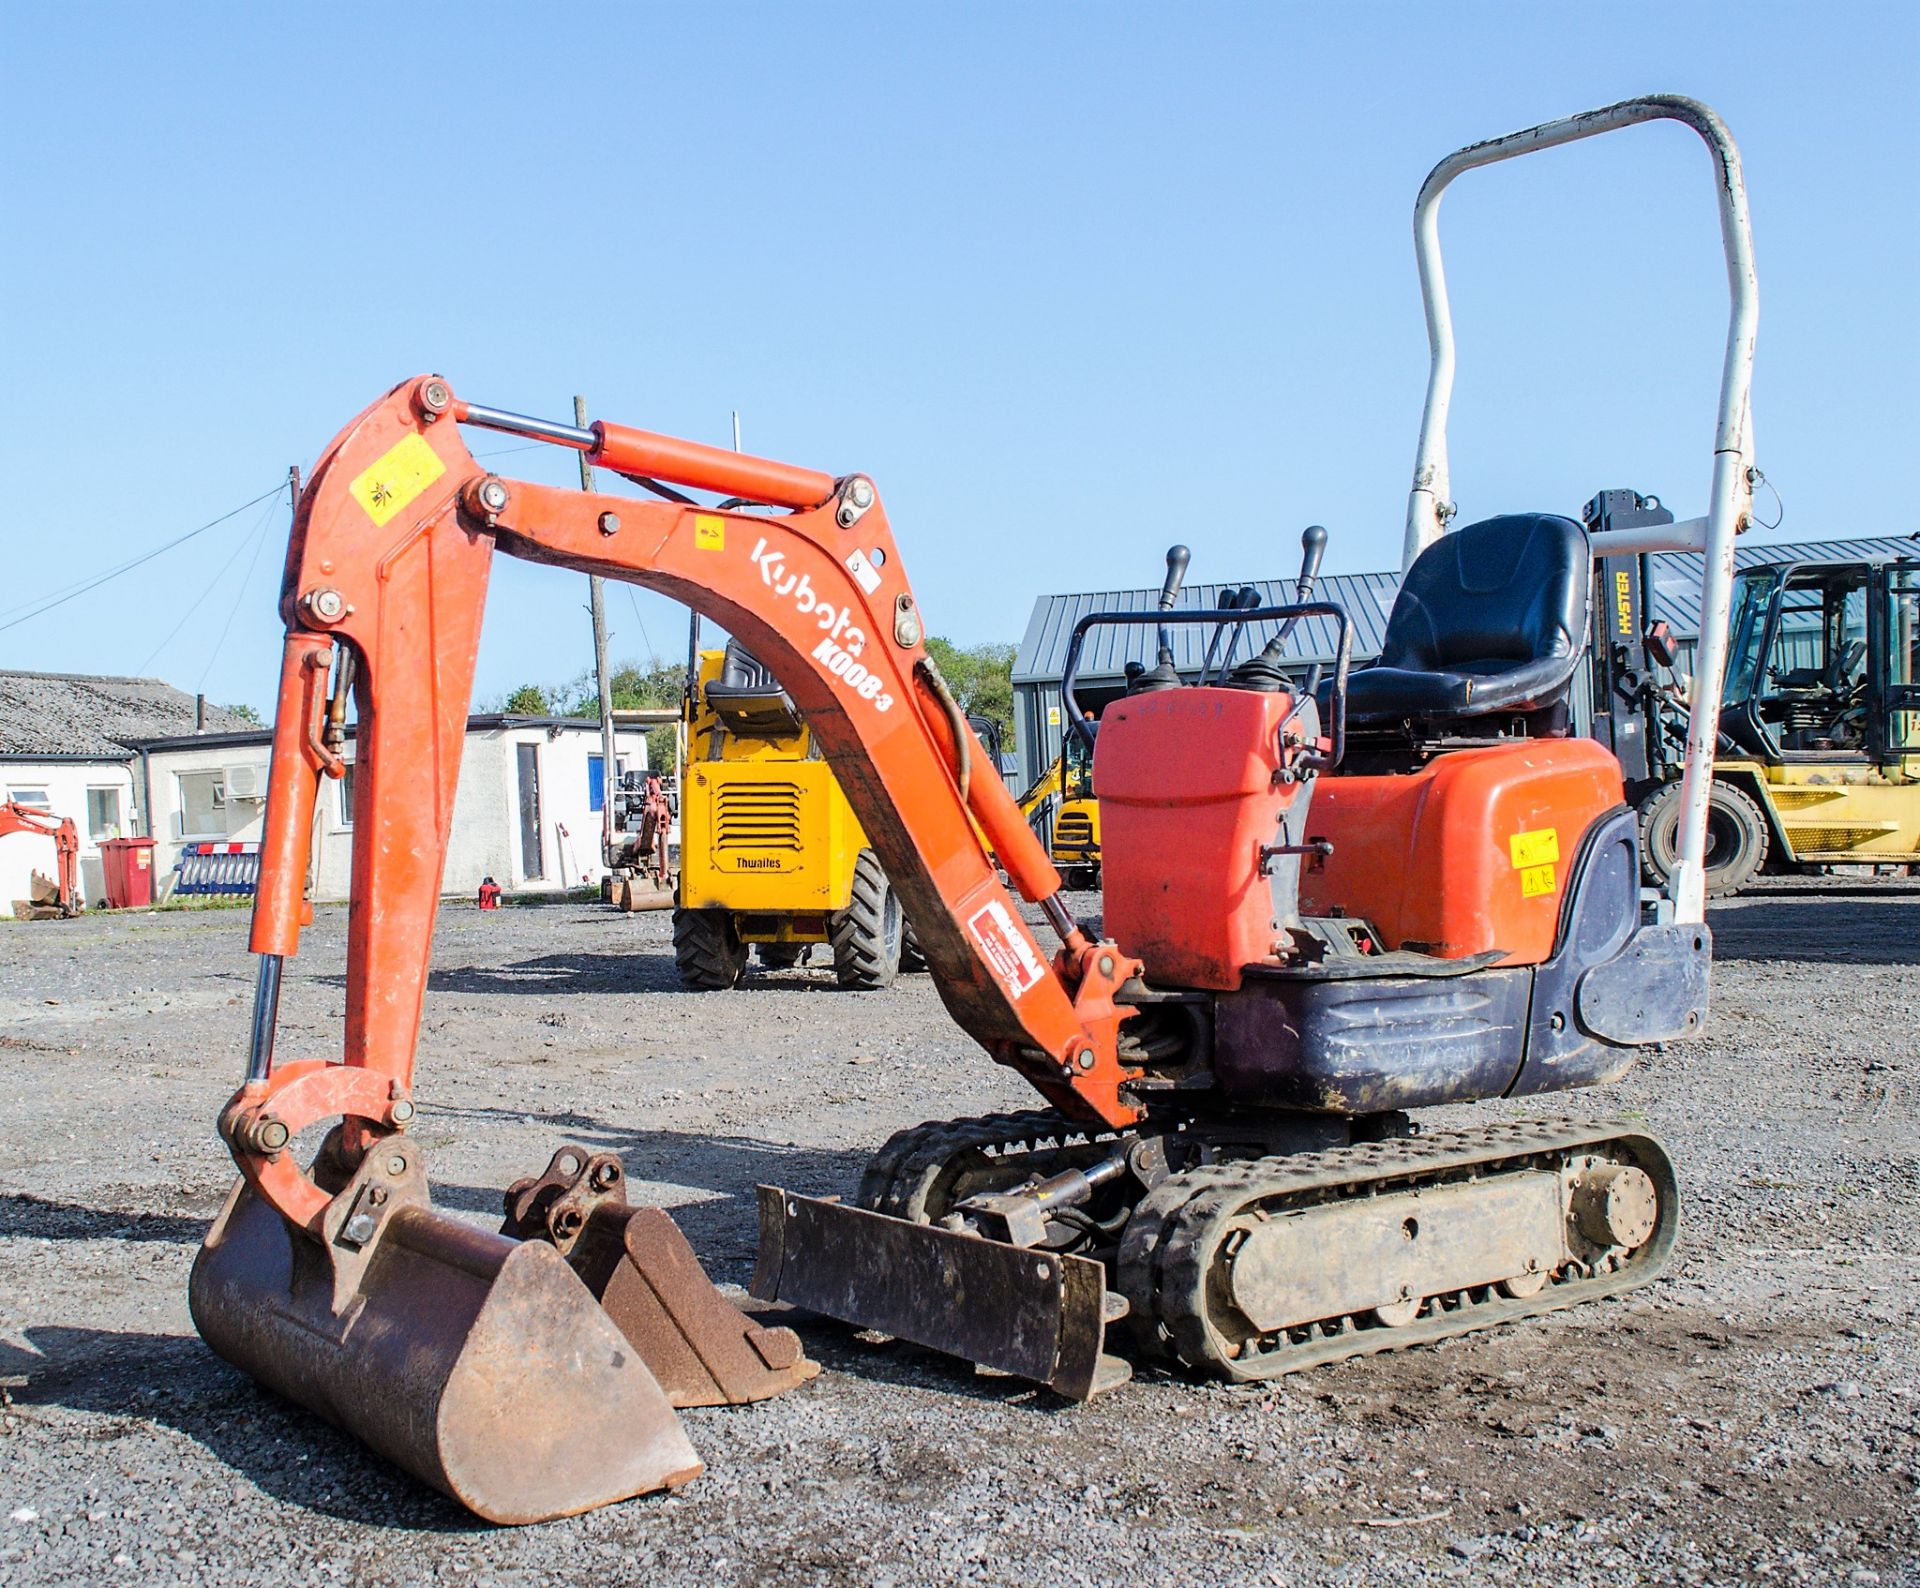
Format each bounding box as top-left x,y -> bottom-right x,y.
502,1145 -> 820,1408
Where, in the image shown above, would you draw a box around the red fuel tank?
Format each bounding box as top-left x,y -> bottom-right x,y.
1094,688 -> 1316,990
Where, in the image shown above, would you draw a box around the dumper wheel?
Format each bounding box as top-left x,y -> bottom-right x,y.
758,942 -> 809,970
673,908 -> 747,990
829,849 -> 902,991
899,916 -> 927,975
1637,778 -> 1769,896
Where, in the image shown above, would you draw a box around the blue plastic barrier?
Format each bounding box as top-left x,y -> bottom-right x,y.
173,842 -> 261,896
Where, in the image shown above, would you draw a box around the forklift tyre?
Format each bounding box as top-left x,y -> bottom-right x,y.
829,850 -> 903,991
673,907 -> 748,990
1637,778 -> 1769,896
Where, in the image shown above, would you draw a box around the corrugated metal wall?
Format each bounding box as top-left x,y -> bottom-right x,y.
1009,535 -> 1916,786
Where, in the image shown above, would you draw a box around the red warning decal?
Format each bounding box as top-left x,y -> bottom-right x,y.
966,899 -> 1047,997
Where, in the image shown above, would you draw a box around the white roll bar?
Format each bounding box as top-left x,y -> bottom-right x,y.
1403,94 -> 1758,925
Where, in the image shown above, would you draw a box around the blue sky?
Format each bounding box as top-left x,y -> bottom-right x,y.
2,4 -> 1913,716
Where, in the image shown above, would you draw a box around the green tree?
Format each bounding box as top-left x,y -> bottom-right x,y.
556,657 -> 690,774
503,683 -> 551,715
224,702 -> 263,725
923,637 -> 1016,743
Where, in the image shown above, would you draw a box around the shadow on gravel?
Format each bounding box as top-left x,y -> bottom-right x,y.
0,1193 -> 209,1244
1707,898 -> 1920,965
0,1325 -> 480,1532
317,952 -> 872,997
426,1112 -> 870,1201
769,1315 -> 1092,1412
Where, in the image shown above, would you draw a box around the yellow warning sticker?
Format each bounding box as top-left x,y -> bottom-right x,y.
1519,863 -> 1558,898
695,513 -> 725,550
1509,827 -> 1560,870
349,433 -> 446,527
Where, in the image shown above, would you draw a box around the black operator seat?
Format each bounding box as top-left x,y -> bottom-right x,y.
1341,513 -> 1591,727
704,640 -> 802,736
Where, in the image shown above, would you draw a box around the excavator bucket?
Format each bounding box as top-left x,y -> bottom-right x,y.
610,874 -> 675,912
501,1146 -> 819,1407
190,1140 -> 716,1524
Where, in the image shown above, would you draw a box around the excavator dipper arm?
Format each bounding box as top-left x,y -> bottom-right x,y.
225,375 -> 1140,1236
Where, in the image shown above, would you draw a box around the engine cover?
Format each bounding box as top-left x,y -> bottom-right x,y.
1299,737 -> 1626,966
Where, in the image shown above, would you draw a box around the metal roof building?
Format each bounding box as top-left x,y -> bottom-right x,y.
1009,534 -> 1916,788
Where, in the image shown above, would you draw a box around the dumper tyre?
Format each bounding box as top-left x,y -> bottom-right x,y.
899,915 -> 927,975
829,849 -> 902,990
1637,778 -> 1768,895
758,942 -> 809,970
673,907 -> 748,990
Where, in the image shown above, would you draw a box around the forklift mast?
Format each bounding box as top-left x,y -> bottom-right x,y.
1582,488 -> 1678,790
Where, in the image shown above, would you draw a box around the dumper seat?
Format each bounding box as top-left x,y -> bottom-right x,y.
705,641 -> 802,736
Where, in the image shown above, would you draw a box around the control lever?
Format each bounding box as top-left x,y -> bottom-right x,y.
1234,526 -> 1330,688
1129,544 -> 1191,694
1212,584 -> 1263,682
1200,585 -> 1257,684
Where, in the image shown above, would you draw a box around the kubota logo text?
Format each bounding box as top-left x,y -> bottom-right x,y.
751,537 -> 894,712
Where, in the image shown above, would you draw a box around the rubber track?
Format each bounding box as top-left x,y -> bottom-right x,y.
830,850 -> 900,991
855,1109 -> 1119,1220
1116,1114 -> 1678,1381
672,907 -> 745,991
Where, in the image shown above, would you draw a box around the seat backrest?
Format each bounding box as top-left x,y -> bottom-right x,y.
1379,513 -> 1589,678
705,640 -> 801,736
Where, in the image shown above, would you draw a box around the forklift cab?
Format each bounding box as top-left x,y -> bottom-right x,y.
1721,560 -> 1920,763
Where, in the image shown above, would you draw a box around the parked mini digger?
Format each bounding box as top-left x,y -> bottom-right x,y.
192,95 -> 1753,1523
0,800 -> 82,919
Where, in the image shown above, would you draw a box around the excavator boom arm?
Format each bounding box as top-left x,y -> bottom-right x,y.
228,377 -> 1139,1230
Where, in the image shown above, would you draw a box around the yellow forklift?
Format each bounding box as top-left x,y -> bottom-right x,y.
1586,490 -> 1920,890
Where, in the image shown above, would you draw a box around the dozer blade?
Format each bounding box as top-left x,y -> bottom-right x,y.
503,1146 -> 819,1408
190,1145 -> 702,1525
751,1186 -> 1130,1401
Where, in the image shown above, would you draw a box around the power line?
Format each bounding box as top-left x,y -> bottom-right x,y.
196,493 -> 284,689
625,584 -> 658,665
139,493 -> 284,674
0,481 -> 286,635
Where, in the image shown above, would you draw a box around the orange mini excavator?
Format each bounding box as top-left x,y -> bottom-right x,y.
191,95 -> 1757,1523
1,801 -> 82,919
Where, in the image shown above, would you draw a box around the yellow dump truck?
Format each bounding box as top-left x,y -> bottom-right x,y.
673,643 -> 908,989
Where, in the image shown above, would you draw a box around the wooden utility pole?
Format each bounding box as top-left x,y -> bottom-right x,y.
577,396 -> 621,872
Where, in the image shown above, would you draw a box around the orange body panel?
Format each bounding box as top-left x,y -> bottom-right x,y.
1095,688 -> 1315,991
1299,738 -> 1626,966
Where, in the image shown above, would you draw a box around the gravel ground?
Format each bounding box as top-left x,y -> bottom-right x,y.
0,881 -> 1914,1586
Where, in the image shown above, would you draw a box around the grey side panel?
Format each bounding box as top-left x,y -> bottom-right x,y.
1577,922 -> 1713,1044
